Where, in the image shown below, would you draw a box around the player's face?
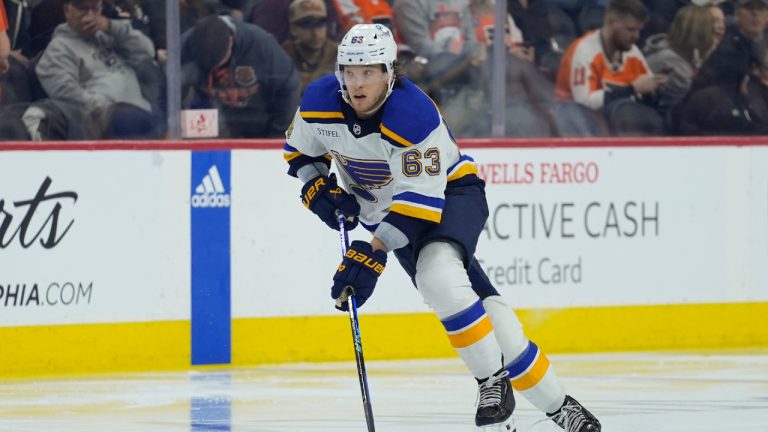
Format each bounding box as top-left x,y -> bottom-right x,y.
608,15 -> 643,52
343,65 -> 390,116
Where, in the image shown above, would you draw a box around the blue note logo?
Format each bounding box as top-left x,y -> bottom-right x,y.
191,165 -> 231,208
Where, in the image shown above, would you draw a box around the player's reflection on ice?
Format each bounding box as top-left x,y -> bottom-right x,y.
191,372 -> 232,431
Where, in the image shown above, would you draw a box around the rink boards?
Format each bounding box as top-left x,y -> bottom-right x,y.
1,138 -> 767,377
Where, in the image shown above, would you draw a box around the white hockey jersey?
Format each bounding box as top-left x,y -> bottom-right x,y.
284,75 -> 479,244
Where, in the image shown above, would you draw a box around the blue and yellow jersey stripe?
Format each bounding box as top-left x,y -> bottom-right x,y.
283,143 -> 302,162
283,143 -> 332,177
441,300 -> 494,349
298,75 -> 344,123
300,111 -> 344,119
504,341 -> 551,391
390,192 -> 444,223
447,154 -> 479,182
300,111 -> 345,124
380,124 -> 415,148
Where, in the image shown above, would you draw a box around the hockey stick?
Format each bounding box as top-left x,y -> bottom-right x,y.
336,213 -> 376,432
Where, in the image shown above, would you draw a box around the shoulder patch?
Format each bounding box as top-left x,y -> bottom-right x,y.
380,79 -> 441,148
300,75 -> 344,123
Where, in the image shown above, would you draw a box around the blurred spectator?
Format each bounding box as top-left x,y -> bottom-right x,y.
496,52 -> 558,136
555,0 -> 667,135
1,56 -> 40,104
678,38 -> 768,134
393,0 -> 487,135
31,0 -> 160,139
22,0 -> 65,59
181,14 -> 300,138
743,38 -> 768,128
3,0 -> 44,62
470,0 -> 532,63
282,0 -> 338,94
144,0 -> 224,63
692,0 -> 768,92
249,0 -> 342,43
507,0 -> 578,78
644,4 -> 716,123
394,0 -> 480,61
1,1 -> 9,76
707,1 -> 726,45
329,0 -> 394,33
103,0 -> 150,36
732,0 -> 768,40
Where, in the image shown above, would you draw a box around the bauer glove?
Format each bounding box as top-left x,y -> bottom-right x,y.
301,173 -> 360,230
331,240 -> 387,311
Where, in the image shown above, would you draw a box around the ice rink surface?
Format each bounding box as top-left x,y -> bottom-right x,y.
1,351 -> 766,432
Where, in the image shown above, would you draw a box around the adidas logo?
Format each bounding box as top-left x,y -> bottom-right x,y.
191,165 -> 231,208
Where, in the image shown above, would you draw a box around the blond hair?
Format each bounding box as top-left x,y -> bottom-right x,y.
667,5 -> 716,67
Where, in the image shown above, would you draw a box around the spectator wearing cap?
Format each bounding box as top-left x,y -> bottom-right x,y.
734,0 -> 768,41
282,0 -> 338,94
32,0 -> 160,139
248,0 -> 343,44
181,14 -> 300,138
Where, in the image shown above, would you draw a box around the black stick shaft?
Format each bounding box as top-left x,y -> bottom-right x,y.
337,214 -> 375,431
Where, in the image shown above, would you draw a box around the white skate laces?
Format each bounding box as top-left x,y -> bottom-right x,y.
477,370 -> 510,409
551,401 -> 589,431
545,396 -> 600,432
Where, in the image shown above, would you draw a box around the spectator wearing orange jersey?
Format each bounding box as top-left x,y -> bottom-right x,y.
1,2 -> 10,75
329,0 -> 394,33
555,0 -> 667,135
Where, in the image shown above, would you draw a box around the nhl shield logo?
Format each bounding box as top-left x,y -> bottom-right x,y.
353,124 -> 361,135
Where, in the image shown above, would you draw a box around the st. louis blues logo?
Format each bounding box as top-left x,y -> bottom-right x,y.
332,151 -> 392,202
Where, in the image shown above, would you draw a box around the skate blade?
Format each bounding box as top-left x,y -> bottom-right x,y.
478,416 -> 516,432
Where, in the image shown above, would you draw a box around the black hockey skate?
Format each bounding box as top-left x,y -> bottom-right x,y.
475,369 -> 516,431
547,395 -> 601,432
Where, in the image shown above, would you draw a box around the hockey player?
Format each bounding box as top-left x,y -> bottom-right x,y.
284,23 -> 601,432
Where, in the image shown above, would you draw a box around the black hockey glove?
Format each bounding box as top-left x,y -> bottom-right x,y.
301,173 -> 360,230
331,240 -> 387,311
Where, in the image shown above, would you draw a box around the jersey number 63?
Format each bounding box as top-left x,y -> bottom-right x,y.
402,148 -> 440,177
